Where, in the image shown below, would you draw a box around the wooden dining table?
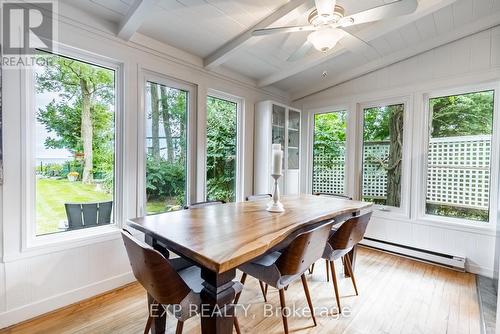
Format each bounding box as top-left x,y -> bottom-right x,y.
128,194 -> 372,334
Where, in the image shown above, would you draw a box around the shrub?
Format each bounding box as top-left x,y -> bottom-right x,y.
146,157 -> 185,204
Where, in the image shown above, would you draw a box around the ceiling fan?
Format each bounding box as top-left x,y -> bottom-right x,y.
252,0 -> 419,62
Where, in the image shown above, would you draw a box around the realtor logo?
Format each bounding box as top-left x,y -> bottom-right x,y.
2,1 -> 53,54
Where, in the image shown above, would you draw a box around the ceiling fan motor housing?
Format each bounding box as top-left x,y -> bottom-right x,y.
308,5 -> 345,26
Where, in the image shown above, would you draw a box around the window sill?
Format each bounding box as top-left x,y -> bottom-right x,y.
415,214 -> 496,236
4,225 -> 122,263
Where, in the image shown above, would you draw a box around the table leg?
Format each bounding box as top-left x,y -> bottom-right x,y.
200,268 -> 237,334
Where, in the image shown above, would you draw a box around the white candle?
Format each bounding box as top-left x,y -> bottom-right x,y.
272,147 -> 283,175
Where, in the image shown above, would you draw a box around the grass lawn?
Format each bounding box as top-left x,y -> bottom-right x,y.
146,198 -> 182,215
36,178 -> 112,235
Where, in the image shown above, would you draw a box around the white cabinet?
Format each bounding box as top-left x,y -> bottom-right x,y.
254,101 -> 301,195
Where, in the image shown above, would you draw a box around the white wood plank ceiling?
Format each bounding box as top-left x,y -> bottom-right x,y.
61,0 -> 500,99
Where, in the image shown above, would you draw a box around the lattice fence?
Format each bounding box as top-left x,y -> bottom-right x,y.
312,135 -> 491,210
427,135 -> 491,210
312,145 -> 346,195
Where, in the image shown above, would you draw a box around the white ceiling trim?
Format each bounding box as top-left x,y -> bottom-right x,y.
292,13 -> 500,101
117,0 -> 158,40
203,0 -> 315,69
257,0 -> 458,87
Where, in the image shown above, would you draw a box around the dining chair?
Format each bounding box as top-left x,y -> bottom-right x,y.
235,221 -> 334,334
184,200 -> 225,209
121,230 -> 242,334
246,194 -> 272,201
322,212 -> 372,312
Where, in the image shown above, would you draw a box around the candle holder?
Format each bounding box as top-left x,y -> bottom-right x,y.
267,174 -> 285,213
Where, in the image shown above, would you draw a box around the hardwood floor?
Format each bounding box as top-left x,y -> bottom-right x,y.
0,247 -> 480,334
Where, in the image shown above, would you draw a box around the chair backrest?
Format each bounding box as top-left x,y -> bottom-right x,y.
246,194 -> 272,201
121,230 -> 190,305
329,212 -> 372,251
184,200 -> 225,209
65,201 -> 113,230
314,193 -> 353,200
276,221 -> 334,277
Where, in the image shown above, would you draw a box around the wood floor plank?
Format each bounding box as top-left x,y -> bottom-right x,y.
0,247 -> 481,334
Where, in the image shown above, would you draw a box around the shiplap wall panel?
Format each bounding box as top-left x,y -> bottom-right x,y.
398,23 -> 422,45
473,0 -> 494,18
297,26 -> 500,277
414,15 -> 437,41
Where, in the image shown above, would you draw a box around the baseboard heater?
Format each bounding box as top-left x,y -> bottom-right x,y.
360,237 -> 466,272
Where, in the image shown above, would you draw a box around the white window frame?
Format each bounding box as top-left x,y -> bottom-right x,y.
22,44 -> 124,251
203,90 -> 244,202
137,69 -> 197,215
416,82 -> 500,228
357,96 -> 413,219
307,105 -> 352,198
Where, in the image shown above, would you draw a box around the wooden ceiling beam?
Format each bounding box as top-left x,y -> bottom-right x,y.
117,0 -> 158,41
204,0 -> 315,69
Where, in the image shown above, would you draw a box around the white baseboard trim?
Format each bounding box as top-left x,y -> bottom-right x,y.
467,263 -> 494,278
0,271 -> 136,329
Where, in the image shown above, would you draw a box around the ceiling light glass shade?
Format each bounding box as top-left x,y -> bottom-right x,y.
307,29 -> 344,52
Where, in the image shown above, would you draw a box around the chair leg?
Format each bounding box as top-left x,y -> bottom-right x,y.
175,320 -> 184,334
234,273 -> 247,304
234,316 -> 241,334
143,315 -> 153,334
330,260 -> 341,313
301,274 -> 317,327
264,283 -> 268,297
259,281 -> 268,302
308,262 -> 315,275
325,259 -> 330,282
278,289 -> 289,334
345,255 -> 359,296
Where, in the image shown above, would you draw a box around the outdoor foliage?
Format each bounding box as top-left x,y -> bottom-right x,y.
145,83 -> 187,213
206,96 -> 237,203
36,53 -> 115,185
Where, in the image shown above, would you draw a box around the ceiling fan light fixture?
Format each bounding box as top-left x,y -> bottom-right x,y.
307,29 -> 344,52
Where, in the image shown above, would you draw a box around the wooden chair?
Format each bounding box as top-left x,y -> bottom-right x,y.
246,194 -> 272,201
183,200 -> 225,209
121,230 -> 242,334
235,221 -> 334,334
65,201 -> 113,230
322,212 -> 372,313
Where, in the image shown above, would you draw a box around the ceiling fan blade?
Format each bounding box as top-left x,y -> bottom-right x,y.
287,40 -> 314,62
339,0 -> 418,27
337,29 -> 380,59
252,25 -> 316,36
315,0 -> 335,17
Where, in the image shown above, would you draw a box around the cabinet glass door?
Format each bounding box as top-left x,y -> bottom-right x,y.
272,104 -> 286,149
288,110 -> 300,170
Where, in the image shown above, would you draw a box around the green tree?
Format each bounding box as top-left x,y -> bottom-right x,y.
206,97 -> 237,202
36,54 -> 114,183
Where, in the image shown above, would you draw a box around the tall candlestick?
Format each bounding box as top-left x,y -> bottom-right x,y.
271,145 -> 283,176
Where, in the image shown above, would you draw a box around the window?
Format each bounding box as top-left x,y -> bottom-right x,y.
425,90 -> 495,222
145,80 -> 188,215
34,52 -> 116,236
362,103 -> 404,207
312,111 -> 347,195
206,95 -> 237,202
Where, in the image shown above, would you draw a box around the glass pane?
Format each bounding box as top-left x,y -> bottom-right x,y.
35,53 -> 115,235
288,110 -> 300,170
206,96 -> 237,202
145,81 -> 188,215
362,104 -> 404,207
312,111 -> 347,196
272,104 -> 285,149
425,90 -> 494,222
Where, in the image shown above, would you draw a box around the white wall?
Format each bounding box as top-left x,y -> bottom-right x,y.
295,26 -> 500,278
0,3 -> 289,328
